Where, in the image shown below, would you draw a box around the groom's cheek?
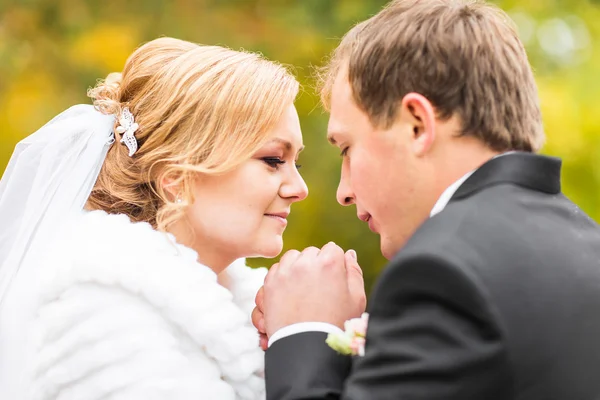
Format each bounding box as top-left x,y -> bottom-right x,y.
353,155 -> 379,199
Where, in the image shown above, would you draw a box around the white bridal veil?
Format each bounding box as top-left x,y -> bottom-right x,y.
0,104 -> 115,396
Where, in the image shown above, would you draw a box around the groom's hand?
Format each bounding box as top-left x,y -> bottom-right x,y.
262,242 -> 366,338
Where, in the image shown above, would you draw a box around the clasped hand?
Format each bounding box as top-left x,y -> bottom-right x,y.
252,242 -> 367,350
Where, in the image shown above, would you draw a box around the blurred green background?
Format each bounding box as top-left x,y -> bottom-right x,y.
1,0 -> 599,292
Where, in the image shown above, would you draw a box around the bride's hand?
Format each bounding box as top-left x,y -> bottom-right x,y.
252,287 -> 268,350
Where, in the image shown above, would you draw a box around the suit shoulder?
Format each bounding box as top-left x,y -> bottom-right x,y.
373,251 -> 496,321
397,183 -> 580,264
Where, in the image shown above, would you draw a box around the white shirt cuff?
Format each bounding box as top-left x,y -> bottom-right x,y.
268,322 -> 344,347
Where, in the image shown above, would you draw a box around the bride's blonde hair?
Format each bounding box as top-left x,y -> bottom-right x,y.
86,37 -> 299,230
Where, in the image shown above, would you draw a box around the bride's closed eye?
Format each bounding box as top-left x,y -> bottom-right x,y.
261,157 -> 302,170
340,147 -> 349,157
262,157 -> 285,168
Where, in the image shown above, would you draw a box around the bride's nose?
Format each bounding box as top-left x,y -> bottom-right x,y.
279,168 -> 308,202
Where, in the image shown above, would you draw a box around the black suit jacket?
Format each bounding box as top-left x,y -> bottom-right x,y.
266,153 -> 600,400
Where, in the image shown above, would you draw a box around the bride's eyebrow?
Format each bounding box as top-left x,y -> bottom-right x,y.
268,138 -> 305,152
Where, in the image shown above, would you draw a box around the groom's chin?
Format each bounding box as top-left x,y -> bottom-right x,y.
380,235 -> 403,260
381,246 -> 394,260
379,237 -> 392,260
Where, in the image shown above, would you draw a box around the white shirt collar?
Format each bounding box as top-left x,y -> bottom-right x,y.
429,152 -> 514,218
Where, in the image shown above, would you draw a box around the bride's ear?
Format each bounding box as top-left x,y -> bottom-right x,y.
399,92 -> 436,157
159,173 -> 183,203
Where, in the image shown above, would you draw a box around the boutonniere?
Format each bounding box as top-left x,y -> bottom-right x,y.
326,313 -> 369,356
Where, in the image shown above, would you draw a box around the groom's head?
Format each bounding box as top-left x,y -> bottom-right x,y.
321,0 -> 544,259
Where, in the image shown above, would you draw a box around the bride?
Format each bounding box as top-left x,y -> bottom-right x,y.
0,37 -> 307,399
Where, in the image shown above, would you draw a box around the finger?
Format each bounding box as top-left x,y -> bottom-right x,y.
283,246 -> 319,272
265,263 -> 279,286
299,246 -> 320,260
251,306 -> 265,333
320,241 -> 344,258
317,242 -> 345,268
344,250 -> 363,276
279,249 -> 302,267
277,247 -> 319,273
255,286 -> 264,311
345,249 -> 367,312
267,260 -> 279,273
259,333 -> 268,351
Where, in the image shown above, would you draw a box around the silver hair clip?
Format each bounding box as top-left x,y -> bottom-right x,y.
115,107 -> 139,157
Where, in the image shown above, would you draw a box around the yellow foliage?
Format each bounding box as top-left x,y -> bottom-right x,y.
68,25 -> 139,72
538,79 -> 585,158
1,72 -> 60,142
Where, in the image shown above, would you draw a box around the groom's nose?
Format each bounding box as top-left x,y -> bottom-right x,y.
336,172 -> 355,206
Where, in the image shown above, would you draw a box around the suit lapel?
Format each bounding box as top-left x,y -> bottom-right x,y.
451,152 -> 562,201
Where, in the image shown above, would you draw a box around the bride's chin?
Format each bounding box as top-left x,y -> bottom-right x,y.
256,237 -> 284,259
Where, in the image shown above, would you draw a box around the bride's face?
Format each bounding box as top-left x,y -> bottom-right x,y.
181,104 -> 308,271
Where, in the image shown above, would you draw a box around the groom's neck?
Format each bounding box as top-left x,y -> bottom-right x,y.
434,136 -> 502,195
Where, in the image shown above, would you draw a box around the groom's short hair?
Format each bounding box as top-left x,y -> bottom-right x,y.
320,0 -> 544,152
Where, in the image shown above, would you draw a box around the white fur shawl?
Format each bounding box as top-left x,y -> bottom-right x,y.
27,210 -> 267,400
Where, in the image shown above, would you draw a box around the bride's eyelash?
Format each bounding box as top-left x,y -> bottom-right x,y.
262,157 -> 286,168
262,157 -> 303,170
340,147 -> 349,157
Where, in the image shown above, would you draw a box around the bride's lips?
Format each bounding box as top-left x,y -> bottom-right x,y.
264,211 -> 289,226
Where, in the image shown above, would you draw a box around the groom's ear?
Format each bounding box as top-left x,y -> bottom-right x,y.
399,92 -> 436,157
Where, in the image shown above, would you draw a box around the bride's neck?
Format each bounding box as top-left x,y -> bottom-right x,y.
166,220 -> 234,275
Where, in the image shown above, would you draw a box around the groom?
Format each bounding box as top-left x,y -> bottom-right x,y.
254,0 -> 600,399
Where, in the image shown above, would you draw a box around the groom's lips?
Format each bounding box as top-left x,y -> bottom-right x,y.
358,212 -> 377,232
368,218 -> 377,233
358,213 -> 370,223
